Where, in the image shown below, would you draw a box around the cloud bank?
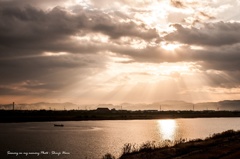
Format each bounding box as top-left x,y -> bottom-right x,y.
1,0 -> 240,104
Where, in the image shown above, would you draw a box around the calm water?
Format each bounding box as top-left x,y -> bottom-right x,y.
1,118 -> 240,159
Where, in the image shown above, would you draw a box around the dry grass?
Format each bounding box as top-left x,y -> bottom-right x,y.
102,130 -> 240,159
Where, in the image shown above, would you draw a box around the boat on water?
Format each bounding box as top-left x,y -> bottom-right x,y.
54,124 -> 64,127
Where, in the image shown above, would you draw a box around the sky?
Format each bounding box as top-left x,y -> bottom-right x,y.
1,0 -> 240,104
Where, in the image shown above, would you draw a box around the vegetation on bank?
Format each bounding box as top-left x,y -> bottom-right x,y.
1,109 -> 240,122
102,130 -> 240,159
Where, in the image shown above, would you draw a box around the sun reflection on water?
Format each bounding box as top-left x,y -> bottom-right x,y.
158,119 -> 177,140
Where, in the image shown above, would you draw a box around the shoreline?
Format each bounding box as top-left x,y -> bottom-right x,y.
116,130 -> 240,159
1,110 -> 240,123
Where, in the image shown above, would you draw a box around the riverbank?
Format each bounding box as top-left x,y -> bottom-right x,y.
1,110 -> 240,122
115,130 -> 240,159
102,130 -> 240,159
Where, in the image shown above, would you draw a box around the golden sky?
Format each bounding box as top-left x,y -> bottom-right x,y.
1,0 -> 240,104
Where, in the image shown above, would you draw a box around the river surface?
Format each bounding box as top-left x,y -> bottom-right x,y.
1,118 -> 240,159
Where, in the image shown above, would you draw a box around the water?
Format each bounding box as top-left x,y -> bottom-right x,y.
1,118 -> 240,159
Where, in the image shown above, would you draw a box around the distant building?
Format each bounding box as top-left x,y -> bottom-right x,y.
96,107 -> 110,113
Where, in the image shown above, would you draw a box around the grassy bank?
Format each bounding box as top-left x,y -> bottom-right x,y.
102,130 -> 240,159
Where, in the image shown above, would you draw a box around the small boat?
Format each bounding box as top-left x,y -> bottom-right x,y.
54,124 -> 64,127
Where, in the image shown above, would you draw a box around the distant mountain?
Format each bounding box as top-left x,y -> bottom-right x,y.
120,100 -> 193,111
0,103 -> 13,110
120,100 -> 240,111
1,100 -> 240,111
0,102 -> 82,110
157,100 -> 193,110
195,102 -> 219,111
195,100 -> 240,111
218,100 -> 240,111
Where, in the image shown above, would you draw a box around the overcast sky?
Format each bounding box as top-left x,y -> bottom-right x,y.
1,0 -> 240,104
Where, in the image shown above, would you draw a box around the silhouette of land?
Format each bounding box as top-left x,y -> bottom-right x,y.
0,109 -> 240,122
116,130 -> 240,159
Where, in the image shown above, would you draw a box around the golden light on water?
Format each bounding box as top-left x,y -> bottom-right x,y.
158,119 -> 177,140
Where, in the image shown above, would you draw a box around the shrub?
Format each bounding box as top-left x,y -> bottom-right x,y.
102,153 -> 115,159
173,138 -> 187,145
139,141 -> 156,152
122,143 -> 137,155
211,130 -> 235,139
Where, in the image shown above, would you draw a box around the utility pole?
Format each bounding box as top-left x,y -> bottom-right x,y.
159,105 -> 161,111
13,102 -> 15,111
193,104 -> 194,111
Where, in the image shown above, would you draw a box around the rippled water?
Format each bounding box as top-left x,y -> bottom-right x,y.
1,118 -> 240,159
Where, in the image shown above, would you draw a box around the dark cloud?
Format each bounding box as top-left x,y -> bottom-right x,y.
165,22 -> 240,46
0,1 -> 160,59
0,2 -> 160,97
0,53 -> 106,95
0,0 -> 67,9
110,42 -> 240,69
1,0 -> 240,100
203,70 -> 240,88
0,5 -> 79,56
170,0 -> 186,8
0,3 -> 159,57
186,47 -> 240,88
108,38 -> 240,89
198,11 -> 215,20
